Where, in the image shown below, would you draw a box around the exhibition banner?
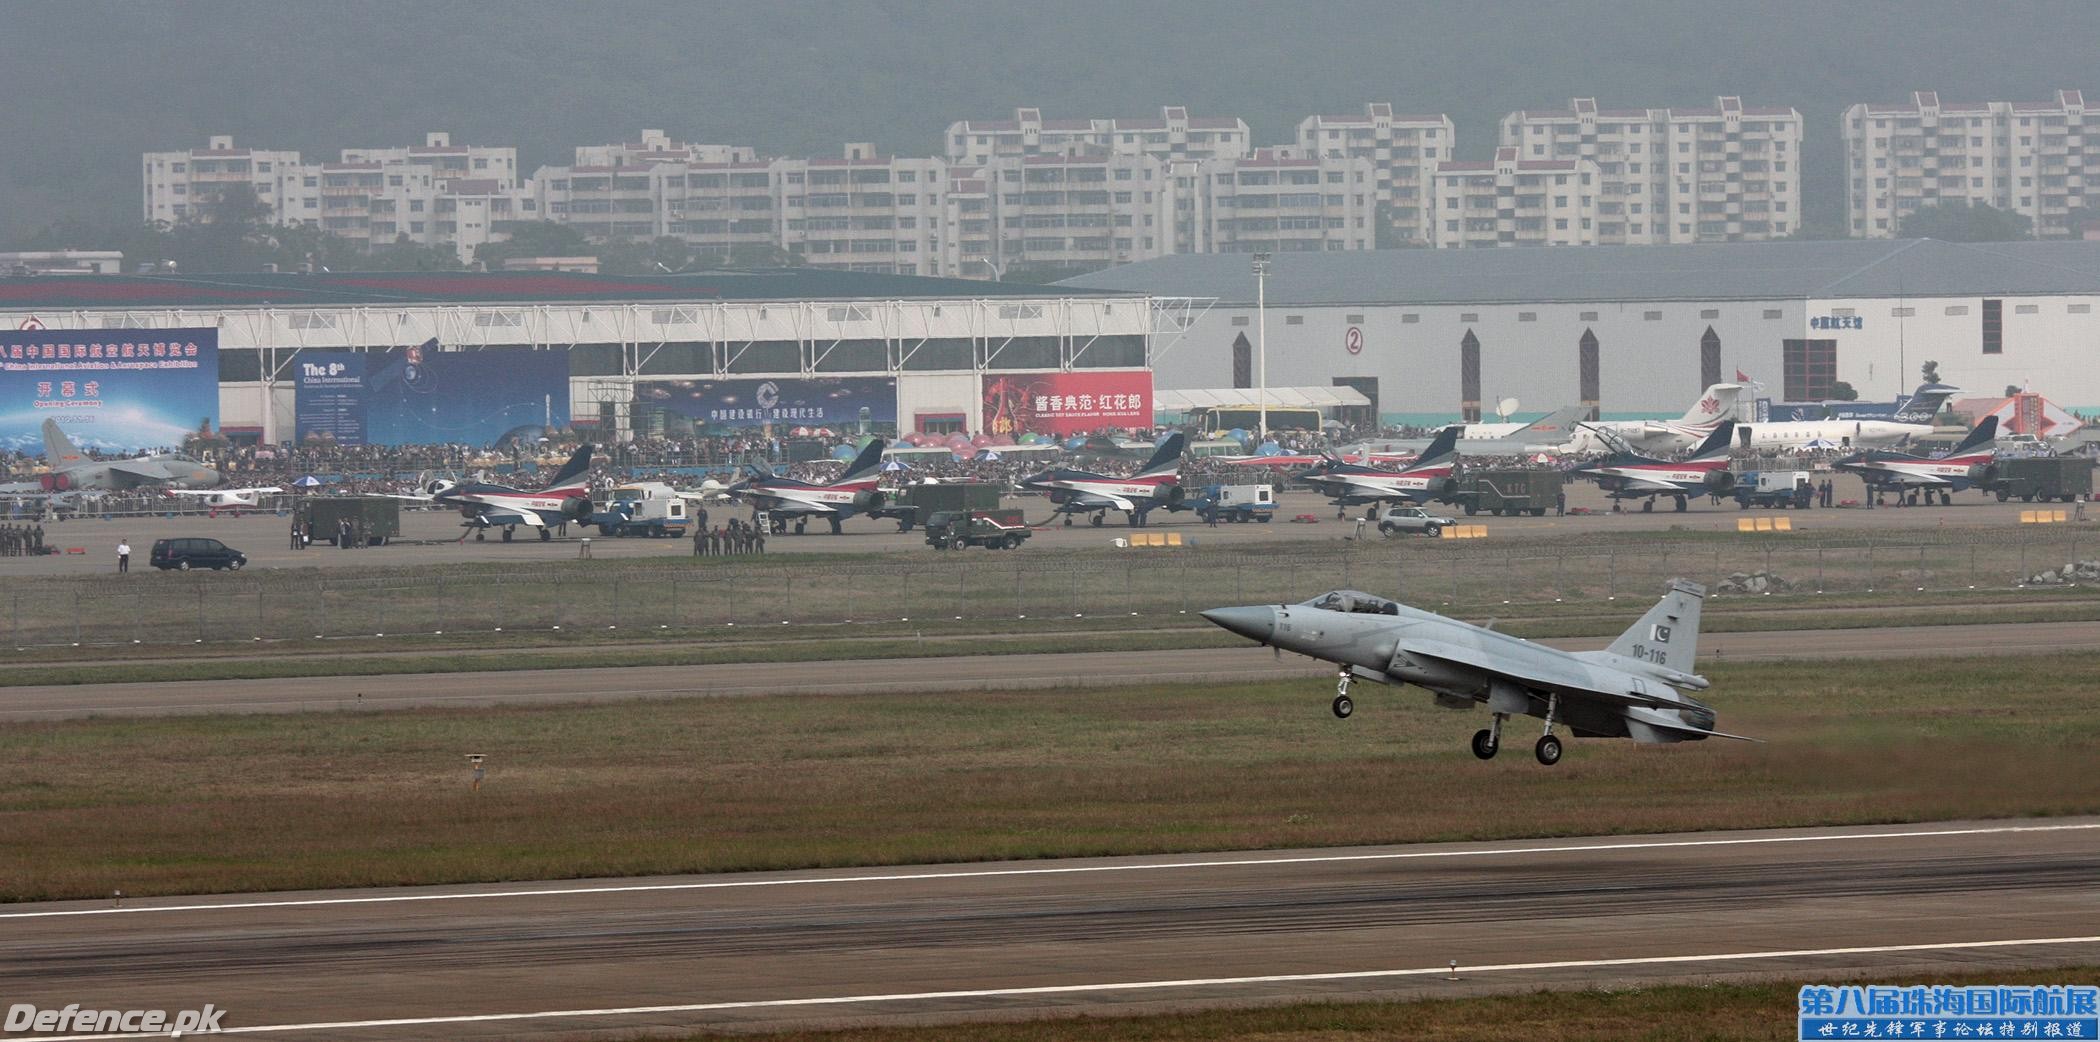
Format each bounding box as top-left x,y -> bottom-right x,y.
0,327 -> 218,455
981,369 -> 1152,436
292,341 -> 570,446
635,377 -> 898,430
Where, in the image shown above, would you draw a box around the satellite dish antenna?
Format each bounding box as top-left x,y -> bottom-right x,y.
1495,397 -> 1520,421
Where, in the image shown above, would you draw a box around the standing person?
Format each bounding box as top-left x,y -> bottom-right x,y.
1555,489 -> 1567,516
116,538 -> 131,573
691,523 -> 705,557
753,526 -> 765,554
291,518 -> 304,550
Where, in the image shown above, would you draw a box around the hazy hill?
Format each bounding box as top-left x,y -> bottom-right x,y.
5,0 -> 2099,241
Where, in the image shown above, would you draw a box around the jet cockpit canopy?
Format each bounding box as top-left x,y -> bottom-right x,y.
1302,590 -> 1400,616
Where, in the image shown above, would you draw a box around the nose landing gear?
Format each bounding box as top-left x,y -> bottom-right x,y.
1471,713 -> 1505,759
1331,670 -> 1354,719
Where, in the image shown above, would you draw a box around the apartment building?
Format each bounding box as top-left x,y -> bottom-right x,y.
939,153 -> 1177,277
142,135 -> 316,225
945,107 -> 1251,164
1430,147 -> 1600,248
1295,104 -> 1455,245
774,147 -> 947,275
1843,90 -> 2092,239
1498,97 -> 1802,244
1197,149 -> 1377,254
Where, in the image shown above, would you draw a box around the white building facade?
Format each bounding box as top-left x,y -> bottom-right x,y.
1498,97 -> 1803,245
1843,90 -> 2092,239
1295,104 -> 1455,246
142,136 -> 315,226
946,107 -> 1251,164
1430,148 -> 1599,248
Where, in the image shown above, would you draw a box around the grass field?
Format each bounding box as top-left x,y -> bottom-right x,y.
627,968 -> 2100,1042
6,524 -> 2098,649
4,653 -> 2096,902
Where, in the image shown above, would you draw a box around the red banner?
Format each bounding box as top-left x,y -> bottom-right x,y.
982,370 -> 1152,436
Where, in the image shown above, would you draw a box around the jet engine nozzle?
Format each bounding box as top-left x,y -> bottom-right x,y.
1968,462 -> 2000,485
559,496 -> 595,522
852,489 -> 886,512
1703,470 -> 1737,492
1159,485 -> 1186,506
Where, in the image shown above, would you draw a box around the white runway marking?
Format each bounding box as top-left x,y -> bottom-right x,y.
15,934 -> 2100,1040
5,821 -> 2093,920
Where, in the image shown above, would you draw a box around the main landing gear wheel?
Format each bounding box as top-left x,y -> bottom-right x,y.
501,527 -> 514,542
1332,694 -> 1354,719
1471,729 -> 1498,760
474,531 -> 486,541
539,527 -> 552,542
1089,513 -> 1105,527
1534,734 -> 1563,766
1673,495 -> 1688,513
1640,499 -> 1654,513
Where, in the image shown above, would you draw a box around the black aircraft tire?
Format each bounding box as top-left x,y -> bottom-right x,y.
1470,729 -> 1498,760
502,528 -> 514,542
540,528 -> 552,542
1535,734 -> 1564,766
1641,500 -> 1654,513
1090,514 -> 1104,527
1332,695 -> 1353,719
1674,495 -> 1688,512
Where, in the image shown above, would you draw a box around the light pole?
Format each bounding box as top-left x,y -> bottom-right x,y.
1252,251 -> 1270,442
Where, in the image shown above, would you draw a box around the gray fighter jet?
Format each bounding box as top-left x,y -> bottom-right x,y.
1201,579 -> 1752,765
0,418 -> 220,499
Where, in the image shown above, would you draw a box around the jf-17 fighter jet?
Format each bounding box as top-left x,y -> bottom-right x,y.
1202,579 -> 1751,766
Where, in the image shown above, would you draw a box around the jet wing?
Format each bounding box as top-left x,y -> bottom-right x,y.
1060,492 -> 1138,512
1605,475 -> 1692,493
104,461 -> 176,485
465,506 -> 548,528
1396,639 -> 1679,710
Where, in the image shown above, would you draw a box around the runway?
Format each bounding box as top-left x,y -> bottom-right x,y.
5,818 -> 2097,1039
5,619 -> 2099,721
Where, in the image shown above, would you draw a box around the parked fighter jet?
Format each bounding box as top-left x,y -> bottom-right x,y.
1833,415 -> 1999,502
164,486 -> 282,515
388,444 -> 594,541
1567,420 -> 1737,512
1202,579 -> 1748,766
1297,426 -> 1461,517
727,438 -> 887,534
0,418 -> 221,498
1019,432 -> 1186,527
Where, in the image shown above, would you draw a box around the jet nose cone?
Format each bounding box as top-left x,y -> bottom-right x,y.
1201,605 -> 1275,644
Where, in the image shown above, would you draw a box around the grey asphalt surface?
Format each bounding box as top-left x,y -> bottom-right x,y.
6,620 -> 2100,720
1,479 -> 2084,575
5,819 -> 2096,1040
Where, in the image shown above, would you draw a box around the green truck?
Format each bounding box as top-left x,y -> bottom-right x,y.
297,497 -> 401,546
1445,468 -> 1564,516
925,508 -> 1033,550
873,482 -> 1004,531
1987,456 -> 2095,503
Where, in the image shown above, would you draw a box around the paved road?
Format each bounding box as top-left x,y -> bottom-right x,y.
7,620 -> 2099,720
5,819 -> 2096,1040
5,479 -> 2085,576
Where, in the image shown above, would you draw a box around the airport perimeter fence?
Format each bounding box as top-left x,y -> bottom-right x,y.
6,527 -> 2098,649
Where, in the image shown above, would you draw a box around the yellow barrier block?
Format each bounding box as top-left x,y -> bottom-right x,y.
1755,517 -> 1774,532
1774,516 -> 1793,532
1165,532 -> 1183,547
1736,518 -> 1757,532
2056,510 -> 2071,523
2021,510 -> 2040,524
1141,532 -> 1163,546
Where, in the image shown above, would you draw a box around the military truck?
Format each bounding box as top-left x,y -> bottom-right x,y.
1445,468 -> 1563,516
925,508 -> 1032,550
297,497 -> 400,546
1987,456 -> 2095,503
873,481 -> 1003,531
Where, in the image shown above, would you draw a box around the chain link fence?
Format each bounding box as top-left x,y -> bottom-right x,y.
6,528 -> 2094,649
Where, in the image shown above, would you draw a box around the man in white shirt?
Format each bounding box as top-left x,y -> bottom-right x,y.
117,539 -> 131,573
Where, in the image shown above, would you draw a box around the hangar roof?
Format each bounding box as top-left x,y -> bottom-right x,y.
0,267 -> 1130,311
1061,239 -> 2100,307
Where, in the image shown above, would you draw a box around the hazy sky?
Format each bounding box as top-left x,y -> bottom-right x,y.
5,0 -> 2098,237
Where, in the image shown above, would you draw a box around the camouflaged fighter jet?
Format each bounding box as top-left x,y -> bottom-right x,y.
1201,580 -> 1752,766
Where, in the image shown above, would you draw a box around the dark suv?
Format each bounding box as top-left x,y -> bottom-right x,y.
150,537 -> 248,571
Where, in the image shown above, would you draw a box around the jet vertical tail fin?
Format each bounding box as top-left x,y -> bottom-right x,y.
1679,383 -> 1744,426
1136,432 -> 1185,478
42,418 -> 84,467
1409,425 -> 1461,470
1687,419 -> 1737,461
1942,414 -> 1998,457
541,444 -> 594,491
1607,579 -> 1705,674
836,437 -> 888,484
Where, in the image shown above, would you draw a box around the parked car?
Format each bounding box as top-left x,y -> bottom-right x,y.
1377,506 -> 1458,537
150,537 -> 248,571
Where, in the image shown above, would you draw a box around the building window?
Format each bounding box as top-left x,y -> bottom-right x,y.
1945,305 -> 1969,316
1891,307 -> 1916,317
1460,329 -> 1482,422
1782,338 -> 1838,401
1231,316 -> 1250,326
1345,314 -> 1365,324
1459,312 -> 1478,323
1518,312 -> 1537,322
2071,304 -> 2092,315
1579,311 -> 1599,322
1401,314 -> 1420,324
1762,309 -> 1783,320
1699,309 -> 1720,320
1643,311 -> 1663,321
1578,328 -> 1600,420
1700,326 -> 1722,390
2014,303 -> 2039,315
1285,315 -> 1305,326
1982,298 -> 2002,354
